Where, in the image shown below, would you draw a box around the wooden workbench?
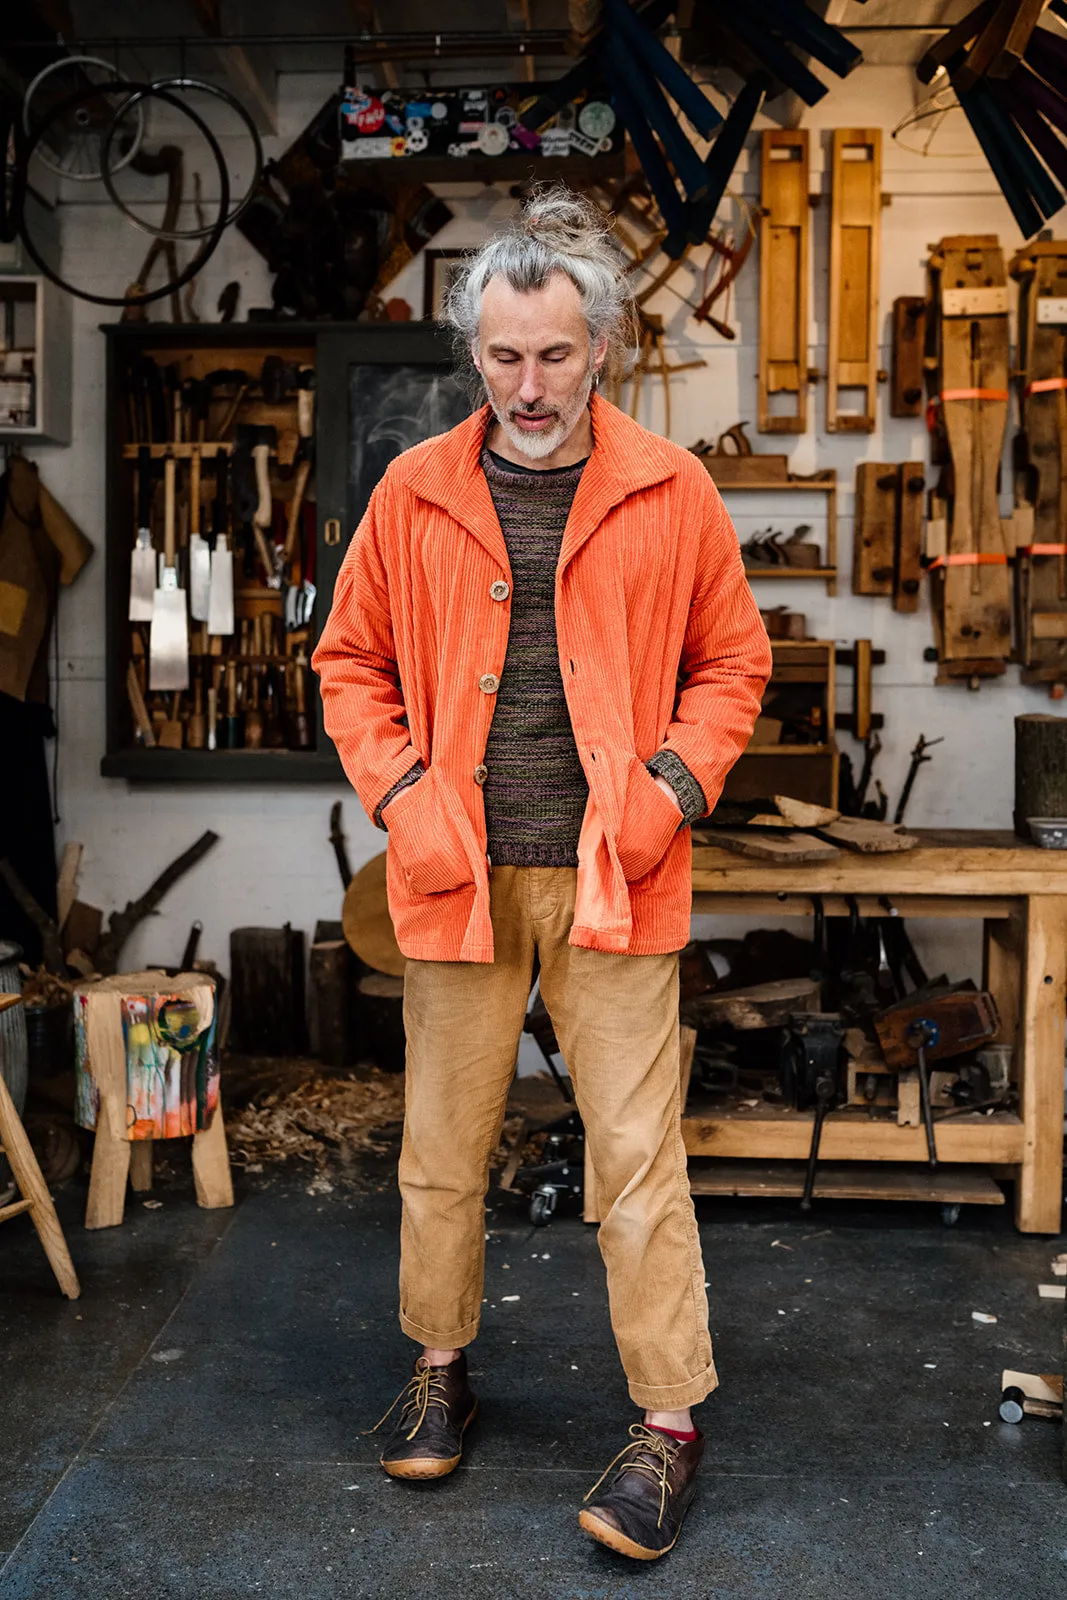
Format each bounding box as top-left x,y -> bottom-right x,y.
686,830 -> 1067,1234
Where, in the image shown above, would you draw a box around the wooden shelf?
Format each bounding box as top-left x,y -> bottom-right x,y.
745,567 -> 837,580
719,470 -> 838,594
100,748 -> 343,784
686,1160 -> 1006,1207
339,152 -> 625,188
682,1104 -> 1025,1165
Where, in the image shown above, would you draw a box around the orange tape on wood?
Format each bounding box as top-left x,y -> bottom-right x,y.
1025,378 -> 1067,396
926,552 -> 1009,571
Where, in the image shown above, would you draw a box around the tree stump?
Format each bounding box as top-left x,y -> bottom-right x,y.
1015,714 -> 1067,838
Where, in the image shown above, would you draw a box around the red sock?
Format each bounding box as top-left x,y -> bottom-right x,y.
648,1424 -> 698,1443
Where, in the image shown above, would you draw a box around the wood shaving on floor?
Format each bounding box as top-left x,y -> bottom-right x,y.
226,1069 -> 407,1174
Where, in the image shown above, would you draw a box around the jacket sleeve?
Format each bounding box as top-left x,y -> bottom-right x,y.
310,479 -> 423,822
652,481 -> 772,819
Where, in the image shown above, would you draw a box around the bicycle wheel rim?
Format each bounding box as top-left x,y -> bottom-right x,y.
22,55 -> 144,181
106,76 -> 263,238
18,81 -> 230,307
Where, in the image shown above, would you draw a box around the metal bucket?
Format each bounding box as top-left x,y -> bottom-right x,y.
0,940 -> 28,1190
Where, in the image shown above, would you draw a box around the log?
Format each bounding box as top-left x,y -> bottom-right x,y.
690,977 -> 821,1030
229,925 -> 306,1056
356,971 -> 406,1073
1014,714 -> 1067,839
310,940 -> 355,1069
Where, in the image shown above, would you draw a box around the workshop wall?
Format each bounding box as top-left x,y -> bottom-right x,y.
28,64 -> 1032,982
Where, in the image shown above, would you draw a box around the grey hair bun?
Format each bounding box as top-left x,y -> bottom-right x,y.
444,182 -> 638,389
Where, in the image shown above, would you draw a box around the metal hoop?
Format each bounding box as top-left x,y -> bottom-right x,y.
17,82 -> 230,307
100,76 -> 264,240
22,55 -> 145,181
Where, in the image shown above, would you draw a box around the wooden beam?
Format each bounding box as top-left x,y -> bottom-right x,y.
189,0 -> 277,135
349,2 -> 399,91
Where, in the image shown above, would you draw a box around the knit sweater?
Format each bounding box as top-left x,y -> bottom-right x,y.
480,446 -> 590,865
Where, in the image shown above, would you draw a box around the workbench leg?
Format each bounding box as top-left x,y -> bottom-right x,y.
1015,896 -> 1067,1233
191,1103 -> 234,1210
983,912 -> 1023,1053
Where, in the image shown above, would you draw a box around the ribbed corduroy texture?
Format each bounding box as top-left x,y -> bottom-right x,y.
311,393 -> 772,963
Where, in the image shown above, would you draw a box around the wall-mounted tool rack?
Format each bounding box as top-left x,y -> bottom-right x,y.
853,461 -> 925,611
758,129 -> 811,434
717,471 -> 838,595
101,320 -> 460,783
723,640 -> 839,811
826,128 -> 882,434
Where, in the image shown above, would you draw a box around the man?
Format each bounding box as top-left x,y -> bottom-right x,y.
312,186 -> 771,1561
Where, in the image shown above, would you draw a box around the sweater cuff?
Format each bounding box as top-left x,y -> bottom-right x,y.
374,760 -> 426,830
647,751 -> 707,826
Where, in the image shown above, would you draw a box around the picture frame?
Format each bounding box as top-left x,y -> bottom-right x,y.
423,249 -> 467,321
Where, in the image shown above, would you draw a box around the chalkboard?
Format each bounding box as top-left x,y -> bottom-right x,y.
346,363 -> 472,528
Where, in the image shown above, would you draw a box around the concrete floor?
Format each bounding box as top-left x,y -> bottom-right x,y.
1,1148 -> 1065,1600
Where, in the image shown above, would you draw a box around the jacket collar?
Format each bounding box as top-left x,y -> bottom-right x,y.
404,392 -> 680,574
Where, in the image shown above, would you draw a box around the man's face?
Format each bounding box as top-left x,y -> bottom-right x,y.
474,271 -> 607,461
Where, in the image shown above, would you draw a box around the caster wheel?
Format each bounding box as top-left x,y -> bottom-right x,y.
530,1185 -> 557,1226
940,1203 -> 961,1227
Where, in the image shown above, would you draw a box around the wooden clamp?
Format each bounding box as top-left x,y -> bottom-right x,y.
758,129 -> 810,435
890,296 -> 927,416
927,235 -> 1012,674
1009,238 -> 1067,687
852,462 -> 925,611
827,128 -> 882,433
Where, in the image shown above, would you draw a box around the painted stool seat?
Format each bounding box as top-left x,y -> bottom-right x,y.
73,970 -> 233,1230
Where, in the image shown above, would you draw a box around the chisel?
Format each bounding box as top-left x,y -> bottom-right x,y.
149,454 -> 189,691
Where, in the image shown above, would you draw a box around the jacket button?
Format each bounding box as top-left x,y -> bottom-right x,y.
474,763 -> 488,785
489,580 -> 510,601
478,672 -> 500,694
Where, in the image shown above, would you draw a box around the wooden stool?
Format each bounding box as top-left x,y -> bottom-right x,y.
74,970 -> 234,1230
0,993 -> 81,1298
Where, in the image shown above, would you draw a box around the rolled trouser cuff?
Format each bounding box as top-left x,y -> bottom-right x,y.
627,1361 -> 719,1411
399,1309 -> 480,1349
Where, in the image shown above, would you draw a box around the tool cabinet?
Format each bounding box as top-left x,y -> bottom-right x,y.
100,321 -> 461,782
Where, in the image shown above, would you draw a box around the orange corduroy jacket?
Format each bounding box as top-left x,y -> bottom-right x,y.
312,392 -> 771,962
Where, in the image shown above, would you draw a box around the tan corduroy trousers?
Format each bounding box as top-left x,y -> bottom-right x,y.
398,865 -> 717,1410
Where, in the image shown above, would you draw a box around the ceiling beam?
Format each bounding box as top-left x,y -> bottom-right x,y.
189,0 -> 277,135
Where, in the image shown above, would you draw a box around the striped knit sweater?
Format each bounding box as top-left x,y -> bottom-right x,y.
480,446 -> 589,865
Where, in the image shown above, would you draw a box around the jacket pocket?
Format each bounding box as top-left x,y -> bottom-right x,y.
382,767 -> 474,897
615,754 -> 684,884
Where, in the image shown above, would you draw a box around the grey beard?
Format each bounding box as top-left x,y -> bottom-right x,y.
487,365 -> 595,461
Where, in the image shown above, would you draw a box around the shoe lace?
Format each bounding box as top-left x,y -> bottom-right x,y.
582,1423 -> 676,1530
363,1358 -> 453,1443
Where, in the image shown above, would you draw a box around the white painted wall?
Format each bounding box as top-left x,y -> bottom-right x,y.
21,65 -> 1046,1001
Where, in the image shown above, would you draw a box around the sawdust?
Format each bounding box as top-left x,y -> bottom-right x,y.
227,1069 -> 406,1173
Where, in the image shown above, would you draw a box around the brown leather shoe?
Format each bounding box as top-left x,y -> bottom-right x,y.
368,1353 -> 478,1480
579,1422 -> 704,1560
